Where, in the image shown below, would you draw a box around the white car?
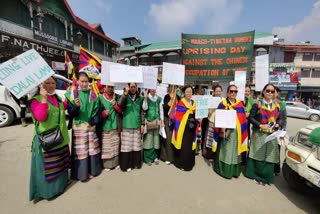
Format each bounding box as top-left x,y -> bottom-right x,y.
282,123 -> 320,193
0,74 -> 71,128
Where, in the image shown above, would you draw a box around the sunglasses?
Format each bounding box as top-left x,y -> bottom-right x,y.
107,86 -> 114,88
265,89 -> 275,94
229,90 -> 238,94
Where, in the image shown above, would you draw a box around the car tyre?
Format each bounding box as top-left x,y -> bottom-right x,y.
309,114 -> 320,121
282,162 -> 319,194
0,106 -> 15,128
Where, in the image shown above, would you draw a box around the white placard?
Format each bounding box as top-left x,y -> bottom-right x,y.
234,71 -> 246,101
51,61 -> 65,71
215,109 -> 236,128
264,130 -> 287,143
162,62 -> 185,86
255,54 -> 269,91
101,61 -> 114,86
109,64 -> 143,83
192,95 -> 209,119
0,49 -> 54,99
137,66 -> 158,89
207,96 -> 222,109
156,86 -> 168,99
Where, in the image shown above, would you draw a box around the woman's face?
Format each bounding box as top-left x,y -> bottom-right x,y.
184,87 -> 193,100
78,75 -> 89,90
227,86 -> 238,100
263,85 -> 275,100
150,89 -> 156,96
214,87 -> 222,97
104,85 -> 114,95
245,87 -> 251,97
42,77 -> 56,94
129,83 -> 137,94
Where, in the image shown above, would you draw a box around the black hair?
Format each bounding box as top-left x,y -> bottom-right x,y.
195,85 -> 201,91
213,84 -> 223,92
128,82 -> 137,87
261,83 -> 275,97
245,85 -> 251,91
227,84 -> 237,93
182,85 -> 193,93
275,86 -> 281,93
77,71 -> 89,80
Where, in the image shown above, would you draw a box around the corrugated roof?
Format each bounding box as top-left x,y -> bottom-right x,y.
254,32 -> 273,39
136,40 -> 181,53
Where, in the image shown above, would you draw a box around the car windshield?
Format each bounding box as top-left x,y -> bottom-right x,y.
297,132 -> 313,148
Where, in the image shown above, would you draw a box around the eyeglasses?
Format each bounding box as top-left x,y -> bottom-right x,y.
265,89 -> 275,94
229,90 -> 238,94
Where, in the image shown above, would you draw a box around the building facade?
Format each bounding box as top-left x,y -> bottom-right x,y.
0,0 -> 119,71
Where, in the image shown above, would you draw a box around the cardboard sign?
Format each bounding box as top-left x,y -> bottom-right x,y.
234,71 -> 246,101
207,96 -> 222,109
137,66 -> 158,89
192,95 -> 209,119
162,62 -> 185,86
255,54 -> 269,91
215,109 -> 236,128
109,63 -> 143,83
0,49 -> 54,99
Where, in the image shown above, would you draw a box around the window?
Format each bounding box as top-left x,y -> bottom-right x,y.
314,54 -> 320,61
301,68 -> 311,78
297,133 -> 313,148
302,53 -> 313,61
93,38 -> 104,55
311,69 -> 320,78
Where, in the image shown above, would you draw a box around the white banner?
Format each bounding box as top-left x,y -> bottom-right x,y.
109,64 -> 143,83
162,62 -> 185,86
137,66 -> 158,89
234,71 -> 246,101
215,109 -> 236,128
255,54 -> 269,91
0,49 -> 54,99
101,61 -> 114,86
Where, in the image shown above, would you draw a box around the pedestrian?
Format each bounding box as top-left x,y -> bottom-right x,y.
29,76 -> 70,202
245,83 -> 285,185
172,85 -> 198,171
143,89 -> 162,166
118,83 -> 148,172
159,85 -> 176,165
65,72 -> 102,182
100,84 -> 122,171
213,85 -> 248,179
203,84 -> 223,162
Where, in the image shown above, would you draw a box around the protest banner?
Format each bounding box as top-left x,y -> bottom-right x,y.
109,63 -> 143,83
182,31 -> 255,81
255,54 -> 269,91
192,95 -> 209,119
137,66 -> 158,89
0,49 -> 54,99
162,62 -> 185,86
234,71 -> 246,101
215,109 -> 236,128
206,96 -> 222,109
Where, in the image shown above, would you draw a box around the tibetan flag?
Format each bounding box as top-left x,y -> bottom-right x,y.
69,73 -> 78,102
79,45 -> 101,79
168,93 -> 178,122
64,51 -> 74,75
89,80 -> 100,102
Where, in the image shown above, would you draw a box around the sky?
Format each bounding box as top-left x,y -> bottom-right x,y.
67,0 -> 320,45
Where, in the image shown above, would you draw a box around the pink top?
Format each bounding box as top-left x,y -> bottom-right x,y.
30,95 -> 67,122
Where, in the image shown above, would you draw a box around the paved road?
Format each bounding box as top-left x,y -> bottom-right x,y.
0,117 -> 319,214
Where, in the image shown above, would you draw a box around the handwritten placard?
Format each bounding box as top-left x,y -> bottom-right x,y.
192,95 -> 209,119
162,62 -> 185,86
137,66 -> 158,89
215,109 -> 236,128
0,49 -> 54,99
234,71 -> 246,101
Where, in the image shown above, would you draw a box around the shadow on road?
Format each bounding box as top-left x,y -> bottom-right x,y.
273,172 -> 320,213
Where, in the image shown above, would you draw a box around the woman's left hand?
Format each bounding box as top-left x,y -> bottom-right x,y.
140,125 -> 145,134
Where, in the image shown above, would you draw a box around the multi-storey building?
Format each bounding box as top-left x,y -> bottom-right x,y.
0,0 -> 119,70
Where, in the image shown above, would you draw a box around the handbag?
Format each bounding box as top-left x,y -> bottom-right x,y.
36,103 -> 64,151
146,119 -> 159,130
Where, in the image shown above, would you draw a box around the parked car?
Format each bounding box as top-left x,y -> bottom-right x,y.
282,123 -> 320,193
286,101 -> 320,121
0,74 -> 71,128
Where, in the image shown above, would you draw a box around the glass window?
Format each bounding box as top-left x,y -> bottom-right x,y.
311,69 -> 320,78
297,133 -> 313,148
314,54 -> 320,61
302,53 -> 313,61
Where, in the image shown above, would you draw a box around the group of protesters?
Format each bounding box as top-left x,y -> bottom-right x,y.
29,72 -> 287,202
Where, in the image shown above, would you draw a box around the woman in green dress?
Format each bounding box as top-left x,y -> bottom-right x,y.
245,83 -> 285,185
29,76 -> 70,201
143,89 -> 162,165
213,85 -> 248,179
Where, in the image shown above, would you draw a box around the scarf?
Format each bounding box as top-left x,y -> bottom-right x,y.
258,99 -> 280,133
213,98 -> 248,155
171,98 -> 198,150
